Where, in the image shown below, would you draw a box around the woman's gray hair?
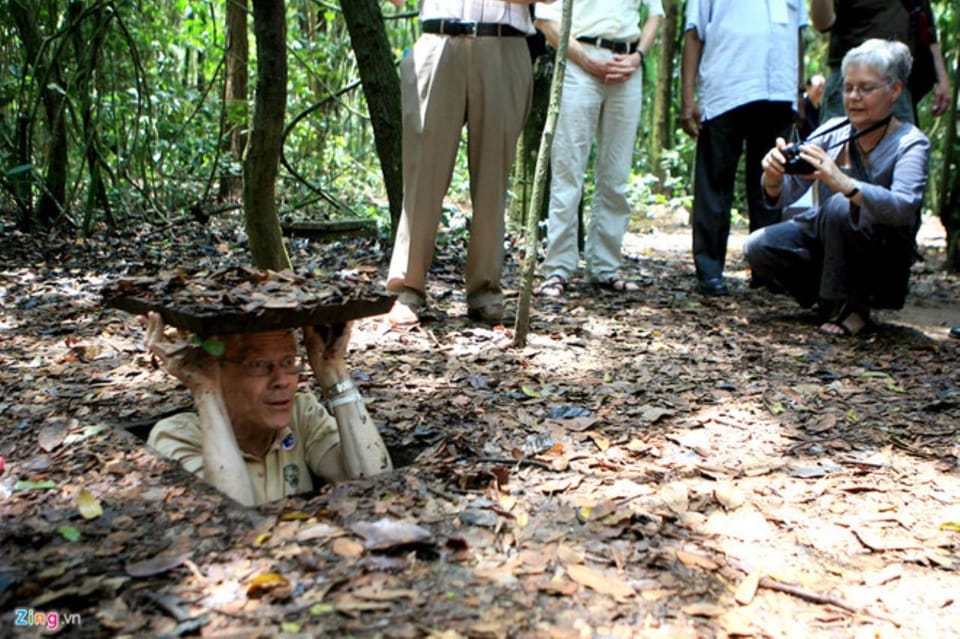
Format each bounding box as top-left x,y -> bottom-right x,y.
841,38 -> 913,86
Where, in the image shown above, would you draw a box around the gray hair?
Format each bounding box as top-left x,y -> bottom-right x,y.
841,38 -> 913,87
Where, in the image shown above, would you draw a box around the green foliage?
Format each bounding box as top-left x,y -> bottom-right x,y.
0,0 -> 956,266
198,336 -> 225,357
0,0 -> 417,233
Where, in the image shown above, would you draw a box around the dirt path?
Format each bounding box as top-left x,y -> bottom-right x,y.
628,212 -> 960,341
1,214 -> 958,638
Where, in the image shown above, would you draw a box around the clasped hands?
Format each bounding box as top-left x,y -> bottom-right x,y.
584,52 -> 641,84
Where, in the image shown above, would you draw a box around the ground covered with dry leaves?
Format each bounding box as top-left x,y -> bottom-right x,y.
1,212 -> 959,638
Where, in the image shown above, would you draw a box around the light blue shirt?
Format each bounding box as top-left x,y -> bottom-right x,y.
686,0 -> 806,121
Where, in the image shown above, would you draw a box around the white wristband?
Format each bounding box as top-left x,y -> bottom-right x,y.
329,391 -> 362,410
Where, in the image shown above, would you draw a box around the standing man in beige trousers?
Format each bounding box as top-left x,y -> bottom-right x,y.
386,0 -> 549,326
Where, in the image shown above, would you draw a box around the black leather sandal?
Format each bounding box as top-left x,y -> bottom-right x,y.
820,303 -> 871,336
535,275 -> 566,298
593,277 -> 644,293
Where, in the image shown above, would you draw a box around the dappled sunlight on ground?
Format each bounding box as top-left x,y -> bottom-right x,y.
0,211 -> 958,636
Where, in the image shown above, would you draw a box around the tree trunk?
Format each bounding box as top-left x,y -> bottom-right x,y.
10,0 -> 69,230
69,2 -> 115,234
340,0 -> 403,235
512,55 -> 554,228
514,0 -> 574,347
305,7 -> 322,101
938,40 -> 960,270
244,0 -> 291,271
39,88 -> 68,228
650,0 -> 679,194
13,114 -> 32,230
219,0 -> 249,203
510,134 -> 528,227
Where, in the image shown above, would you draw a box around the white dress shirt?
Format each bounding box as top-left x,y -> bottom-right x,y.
421,0 -> 535,32
535,0 -> 664,41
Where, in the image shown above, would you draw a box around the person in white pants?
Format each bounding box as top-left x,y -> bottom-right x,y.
534,0 -> 663,298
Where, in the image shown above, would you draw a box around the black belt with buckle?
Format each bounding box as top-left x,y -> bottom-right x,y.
576,36 -> 639,54
422,20 -> 526,38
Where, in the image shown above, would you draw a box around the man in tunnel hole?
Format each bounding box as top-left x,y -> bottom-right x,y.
141,313 -> 392,507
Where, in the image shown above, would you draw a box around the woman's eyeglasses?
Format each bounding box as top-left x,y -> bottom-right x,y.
842,83 -> 887,97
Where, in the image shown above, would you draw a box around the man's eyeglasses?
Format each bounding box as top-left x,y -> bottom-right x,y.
223,355 -> 301,377
842,83 -> 887,97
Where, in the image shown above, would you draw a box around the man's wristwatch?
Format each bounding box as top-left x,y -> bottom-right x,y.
326,378 -> 355,397
844,181 -> 860,198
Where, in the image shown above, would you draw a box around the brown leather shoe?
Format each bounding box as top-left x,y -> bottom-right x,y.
388,288 -> 425,326
388,301 -> 419,326
467,302 -> 504,325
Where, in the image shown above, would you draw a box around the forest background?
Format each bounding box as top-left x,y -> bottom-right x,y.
1,0 -> 958,268
2,4 -> 960,636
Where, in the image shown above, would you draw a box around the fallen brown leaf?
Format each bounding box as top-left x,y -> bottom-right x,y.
536,474 -> 583,494
734,570 -> 761,605
565,564 -> 634,601
246,572 -> 291,599
331,537 -> 365,558
660,482 -> 689,513
714,481 -> 746,510
852,527 -> 921,551
96,596 -> 130,630
681,602 -> 726,617
351,518 -> 433,550
676,550 -> 718,571
351,585 -> 419,602
125,551 -> 188,578
539,575 -> 579,596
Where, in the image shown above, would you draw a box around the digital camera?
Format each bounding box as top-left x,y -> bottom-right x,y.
781,143 -> 816,175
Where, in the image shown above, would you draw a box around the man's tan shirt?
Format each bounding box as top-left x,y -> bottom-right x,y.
148,393 -> 339,504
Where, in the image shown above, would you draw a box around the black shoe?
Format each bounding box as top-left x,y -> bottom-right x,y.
698,277 -> 729,296
749,274 -> 786,295
950,327 -> 960,339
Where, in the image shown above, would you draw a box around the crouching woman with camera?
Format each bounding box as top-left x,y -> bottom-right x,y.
744,39 -> 930,336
